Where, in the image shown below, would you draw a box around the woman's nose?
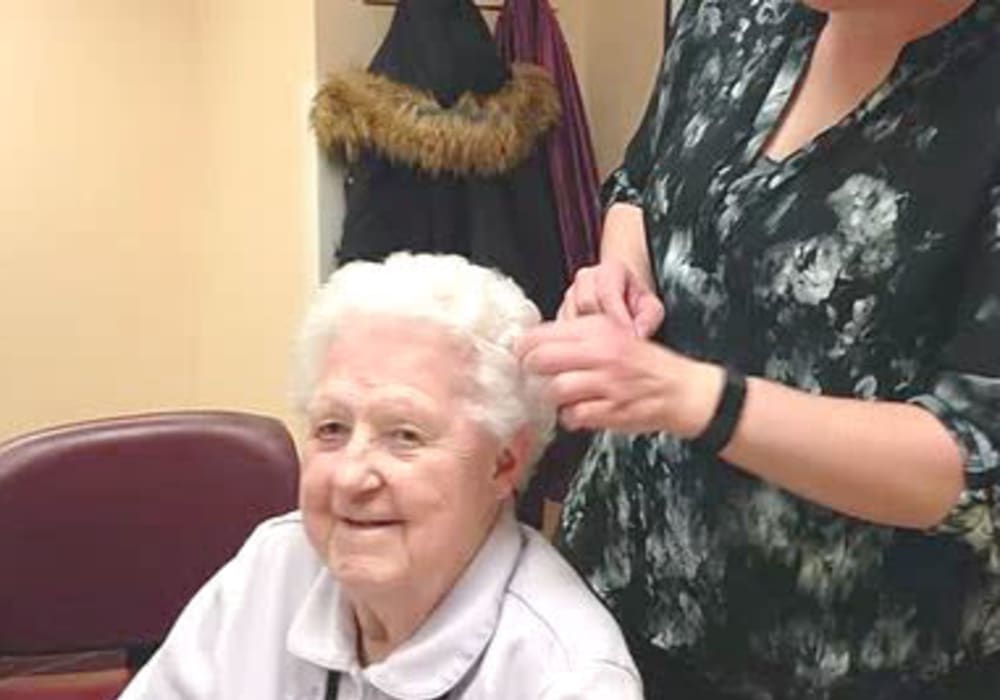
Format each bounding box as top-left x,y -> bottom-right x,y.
329,432 -> 382,494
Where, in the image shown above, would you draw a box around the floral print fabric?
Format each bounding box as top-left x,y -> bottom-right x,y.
559,1 -> 1000,697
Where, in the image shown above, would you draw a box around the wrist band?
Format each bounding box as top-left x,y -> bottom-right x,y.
691,368 -> 747,455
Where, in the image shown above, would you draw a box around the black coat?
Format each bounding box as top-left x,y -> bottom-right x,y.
312,0 -> 566,318
339,149 -> 565,319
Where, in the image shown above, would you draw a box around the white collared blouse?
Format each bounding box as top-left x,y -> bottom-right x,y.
117,507 -> 641,700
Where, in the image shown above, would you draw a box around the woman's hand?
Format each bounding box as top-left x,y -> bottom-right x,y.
517,315 -> 723,435
558,260 -> 665,339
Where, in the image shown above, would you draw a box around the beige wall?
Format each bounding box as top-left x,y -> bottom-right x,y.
0,1 -> 204,438
575,0 -> 666,176
0,1 -> 317,440
193,0 -> 318,434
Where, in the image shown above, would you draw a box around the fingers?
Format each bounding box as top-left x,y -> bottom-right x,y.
516,320 -> 581,362
558,263 -> 634,330
632,293 -> 666,338
560,399 -> 617,431
626,277 -> 665,338
570,267 -> 601,316
516,316 -> 628,370
545,370 -> 607,407
521,339 -> 589,376
556,283 -> 579,323
593,269 -> 633,329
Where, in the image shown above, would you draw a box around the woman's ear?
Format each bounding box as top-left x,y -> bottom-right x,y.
491,426 -> 533,500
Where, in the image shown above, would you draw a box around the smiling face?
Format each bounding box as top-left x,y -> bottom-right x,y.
300,316 -> 521,600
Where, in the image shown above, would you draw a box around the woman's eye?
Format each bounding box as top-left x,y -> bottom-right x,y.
389,427 -> 424,448
314,421 -> 349,443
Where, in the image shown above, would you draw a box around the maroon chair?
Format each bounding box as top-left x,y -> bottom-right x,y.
0,411 -> 300,697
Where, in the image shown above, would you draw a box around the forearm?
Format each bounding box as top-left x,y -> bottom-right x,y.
718,374 -> 965,529
600,203 -> 655,291
523,316 -> 965,530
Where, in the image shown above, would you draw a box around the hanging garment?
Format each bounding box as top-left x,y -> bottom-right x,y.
495,0 -> 601,278
312,0 -> 567,319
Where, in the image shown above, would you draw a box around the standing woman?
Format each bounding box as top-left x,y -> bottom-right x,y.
518,0 -> 1000,698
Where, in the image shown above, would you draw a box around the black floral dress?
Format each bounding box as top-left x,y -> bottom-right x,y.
558,1 -> 1000,698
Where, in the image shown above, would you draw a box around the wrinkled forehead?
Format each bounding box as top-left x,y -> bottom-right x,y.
312,314 -> 480,408
327,312 -> 477,365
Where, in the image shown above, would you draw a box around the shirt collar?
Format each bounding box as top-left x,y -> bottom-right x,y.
287,505 -> 524,699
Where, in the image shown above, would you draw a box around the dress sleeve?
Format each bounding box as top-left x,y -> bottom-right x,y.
602,60 -> 671,210
909,178 -> 1000,551
601,3 -> 695,211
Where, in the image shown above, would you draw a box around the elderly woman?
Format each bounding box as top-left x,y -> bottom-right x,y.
117,253 -> 641,700
519,0 -> 1000,698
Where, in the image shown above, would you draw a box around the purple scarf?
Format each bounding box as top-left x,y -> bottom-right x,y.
495,0 -> 601,278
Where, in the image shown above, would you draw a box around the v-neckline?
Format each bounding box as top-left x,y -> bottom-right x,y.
743,0 -> 985,170
740,8 -> 825,168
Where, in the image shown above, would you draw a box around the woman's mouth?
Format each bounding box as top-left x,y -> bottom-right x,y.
341,517 -> 401,529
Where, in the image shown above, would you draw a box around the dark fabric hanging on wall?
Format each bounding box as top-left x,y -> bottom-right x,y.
494,0 -> 601,280
312,0 -> 567,319
369,0 -> 507,106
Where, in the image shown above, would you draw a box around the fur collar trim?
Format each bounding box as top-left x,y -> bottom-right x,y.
311,64 -> 560,177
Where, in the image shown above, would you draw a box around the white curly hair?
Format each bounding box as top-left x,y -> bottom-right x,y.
293,252 -> 556,471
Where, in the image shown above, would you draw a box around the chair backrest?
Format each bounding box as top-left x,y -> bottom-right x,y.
0,411 -> 300,656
